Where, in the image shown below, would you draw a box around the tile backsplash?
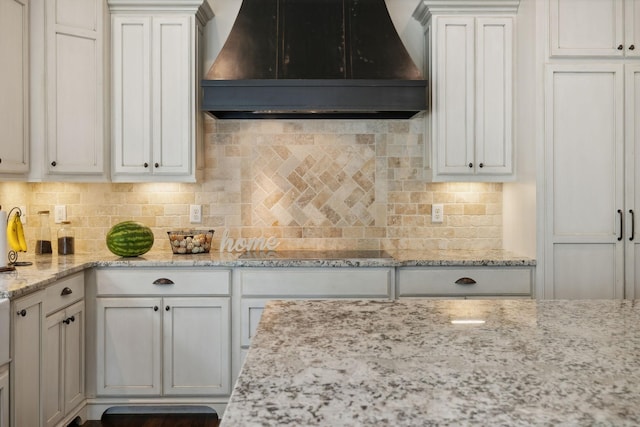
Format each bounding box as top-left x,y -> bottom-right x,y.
0,117 -> 502,254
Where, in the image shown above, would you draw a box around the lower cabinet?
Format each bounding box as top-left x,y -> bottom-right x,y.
11,290 -> 45,427
43,272 -> 85,427
94,268 -> 231,398
234,267 -> 394,380
397,266 -> 534,298
0,364 -> 9,427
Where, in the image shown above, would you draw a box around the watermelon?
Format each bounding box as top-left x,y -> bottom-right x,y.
106,221 -> 154,257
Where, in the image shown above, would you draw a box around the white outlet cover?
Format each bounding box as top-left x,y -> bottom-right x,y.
54,205 -> 67,223
432,203 -> 444,223
190,204 -> 202,223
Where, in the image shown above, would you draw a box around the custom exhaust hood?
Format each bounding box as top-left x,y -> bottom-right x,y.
201,0 -> 427,119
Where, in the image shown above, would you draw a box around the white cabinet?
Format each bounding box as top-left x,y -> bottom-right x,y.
549,0 -> 640,58
109,1 -> 213,182
28,0 -> 108,181
11,290 -> 44,427
413,2 -> 517,182
543,64 -> 632,298
0,0 -> 29,176
0,365 -> 7,427
94,268 -> 231,397
234,267 -> 394,380
45,0 -> 106,176
43,273 -> 85,427
397,267 -> 533,298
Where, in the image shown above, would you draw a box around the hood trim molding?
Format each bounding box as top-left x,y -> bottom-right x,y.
202,79 -> 427,119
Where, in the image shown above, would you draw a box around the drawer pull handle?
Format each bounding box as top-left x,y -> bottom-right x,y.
153,278 -> 175,285
61,287 -> 73,296
455,277 -> 477,285
63,316 -> 75,325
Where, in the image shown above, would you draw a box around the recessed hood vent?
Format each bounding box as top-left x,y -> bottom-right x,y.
202,0 -> 427,119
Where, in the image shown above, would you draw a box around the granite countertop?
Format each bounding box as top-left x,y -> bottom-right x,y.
0,249 -> 534,299
223,299 -> 640,426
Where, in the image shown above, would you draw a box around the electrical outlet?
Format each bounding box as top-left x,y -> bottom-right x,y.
432,203 -> 444,223
54,205 -> 67,223
189,204 -> 202,223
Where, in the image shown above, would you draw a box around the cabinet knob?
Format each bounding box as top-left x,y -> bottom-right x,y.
165,305 -> 170,311
455,277 -> 477,285
0,158 -> 2,164
17,309 -> 26,317
154,163 -> 159,168
468,163 -> 473,168
618,44 -> 624,50
153,306 -> 159,311
61,287 -> 73,296
630,44 -> 636,51
479,163 -> 484,168
51,161 -> 57,167
144,162 -> 149,168
63,318 -> 70,325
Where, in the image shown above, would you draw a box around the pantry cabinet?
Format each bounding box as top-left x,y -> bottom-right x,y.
413,1 -> 517,182
543,64 -> 634,298
11,290 -> 44,427
549,0 -> 640,58
0,0 -> 29,176
94,268 -> 231,397
108,0 -> 213,182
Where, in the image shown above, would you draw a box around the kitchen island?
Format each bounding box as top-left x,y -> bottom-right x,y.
222,299 -> 640,426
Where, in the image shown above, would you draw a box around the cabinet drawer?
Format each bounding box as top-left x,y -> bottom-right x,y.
96,268 -> 231,296
397,267 -> 532,297
239,268 -> 393,297
45,272 -> 84,314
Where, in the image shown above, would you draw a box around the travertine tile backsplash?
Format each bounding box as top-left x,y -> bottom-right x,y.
0,117 -> 502,254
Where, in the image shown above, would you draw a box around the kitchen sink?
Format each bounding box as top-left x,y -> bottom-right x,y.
0,298 -> 9,365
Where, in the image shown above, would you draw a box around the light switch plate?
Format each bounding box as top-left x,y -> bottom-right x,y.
189,204 -> 202,223
432,203 -> 444,223
54,205 -> 67,223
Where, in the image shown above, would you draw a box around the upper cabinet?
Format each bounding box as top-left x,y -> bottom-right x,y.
0,0 -> 29,176
413,0 -> 518,182
108,0 -> 213,183
29,0 -> 109,182
550,0 -> 640,58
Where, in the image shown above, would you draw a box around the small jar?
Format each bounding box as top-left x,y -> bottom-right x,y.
36,210 -> 52,254
57,221 -> 75,255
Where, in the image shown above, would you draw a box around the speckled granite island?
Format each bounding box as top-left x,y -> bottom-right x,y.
222,299 -> 640,426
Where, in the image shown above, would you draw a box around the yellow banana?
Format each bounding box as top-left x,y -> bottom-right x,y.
6,215 -> 21,252
15,214 -> 27,252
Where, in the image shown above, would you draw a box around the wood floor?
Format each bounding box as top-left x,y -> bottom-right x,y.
71,413 -> 220,427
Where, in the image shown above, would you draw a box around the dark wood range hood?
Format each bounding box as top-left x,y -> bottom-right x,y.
201,0 -> 427,119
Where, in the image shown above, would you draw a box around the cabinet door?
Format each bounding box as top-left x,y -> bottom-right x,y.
626,65 -> 640,299
12,291 -> 44,427
545,64 -> 625,298
63,301 -> 84,415
96,297 -> 161,396
46,0 -> 104,174
112,15 -> 152,175
433,17 -> 475,175
0,365 -> 8,427
475,18 -> 513,175
0,0 -> 29,174
151,16 -> 192,176
626,0 -> 640,57
44,309 -> 65,427
162,297 -> 230,396
550,0 -> 624,57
